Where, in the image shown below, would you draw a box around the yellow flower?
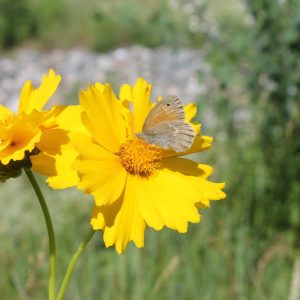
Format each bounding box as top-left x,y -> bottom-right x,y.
0,69 -> 81,187
74,78 -> 226,254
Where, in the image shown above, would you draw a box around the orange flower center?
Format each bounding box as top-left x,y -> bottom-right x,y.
117,138 -> 162,176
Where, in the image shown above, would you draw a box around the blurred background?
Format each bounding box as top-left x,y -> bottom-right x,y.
1,0 -> 300,299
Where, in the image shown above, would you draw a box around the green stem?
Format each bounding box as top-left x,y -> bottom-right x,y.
25,169 -> 56,300
56,229 -> 95,300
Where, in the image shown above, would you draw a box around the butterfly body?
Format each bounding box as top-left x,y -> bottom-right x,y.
136,96 -> 195,152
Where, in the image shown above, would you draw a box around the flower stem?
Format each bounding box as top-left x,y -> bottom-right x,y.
25,169 -> 56,300
56,229 -> 95,300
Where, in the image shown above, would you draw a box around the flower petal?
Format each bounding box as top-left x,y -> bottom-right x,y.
91,175 -> 146,254
30,153 -> 56,177
80,84 -> 126,153
53,105 -> 89,135
0,118 -> 41,165
184,103 -> 197,121
119,84 -> 135,138
0,104 -> 12,121
184,103 -> 201,135
121,78 -> 152,134
18,69 -> 61,115
74,141 -> 127,206
137,169 -> 201,232
162,157 -> 226,208
162,135 -> 213,158
31,129 -> 79,188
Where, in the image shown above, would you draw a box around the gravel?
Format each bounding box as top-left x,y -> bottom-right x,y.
0,46 -> 212,111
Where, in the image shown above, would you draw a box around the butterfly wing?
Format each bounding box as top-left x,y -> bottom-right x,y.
142,95 -> 185,131
138,96 -> 195,152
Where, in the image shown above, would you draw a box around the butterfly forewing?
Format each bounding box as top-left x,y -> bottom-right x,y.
142,96 -> 185,132
138,95 -> 196,152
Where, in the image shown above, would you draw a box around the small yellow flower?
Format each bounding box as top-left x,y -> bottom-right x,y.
74,78 -> 226,254
0,69 -> 81,187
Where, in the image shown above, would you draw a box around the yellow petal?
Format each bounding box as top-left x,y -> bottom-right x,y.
92,175 -> 146,254
162,157 -> 226,208
18,81 -> 34,114
91,205 -> 105,230
18,69 -> 61,115
30,153 -> 56,176
119,84 -> 135,138
35,128 -> 69,155
46,147 -> 79,189
0,118 -> 41,165
183,103 -> 201,135
31,105 -> 65,130
0,104 -> 12,121
73,134 -> 107,160
31,128 -> 79,188
54,105 -> 89,134
162,135 -> 213,158
127,78 -> 152,133
80,84 -> 126,153
119,83 -> 132,101
184,103 -> 197,122
74,141 -> 127,206
95,82 -> 105,93
137,169 -> 201,232
0,108 -> 13,152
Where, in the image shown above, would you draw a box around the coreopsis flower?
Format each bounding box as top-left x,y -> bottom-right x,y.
74,78 -> 226,253
0,69 -> 80,187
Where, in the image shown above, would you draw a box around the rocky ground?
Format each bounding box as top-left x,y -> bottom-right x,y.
0,46 -> 212,111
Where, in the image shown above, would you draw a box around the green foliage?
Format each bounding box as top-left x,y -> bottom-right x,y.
245,1 -> 300,234
207,0 -> 300,234
0,0 -> 201,51
92,0 -> 193,52
0,0 -> 36,49
29,0 -> 69,47
0,176 -> 293,299
203,1 -> 300,297
0,0 -> 70,50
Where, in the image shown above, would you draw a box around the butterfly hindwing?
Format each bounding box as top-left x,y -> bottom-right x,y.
142,120 -> 195,152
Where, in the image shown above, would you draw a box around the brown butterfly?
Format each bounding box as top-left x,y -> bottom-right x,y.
136,95 -> 195,152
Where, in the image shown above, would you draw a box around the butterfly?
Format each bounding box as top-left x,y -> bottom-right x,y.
136,95 -> 195,152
